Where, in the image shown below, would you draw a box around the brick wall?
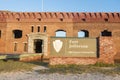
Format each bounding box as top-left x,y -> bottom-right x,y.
50,57 -> 97,65
98,37 -> 117,64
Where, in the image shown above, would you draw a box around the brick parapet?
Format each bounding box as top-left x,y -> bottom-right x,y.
0,11 -> 120,22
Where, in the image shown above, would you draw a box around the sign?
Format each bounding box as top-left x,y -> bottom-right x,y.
51,37 -> 97,57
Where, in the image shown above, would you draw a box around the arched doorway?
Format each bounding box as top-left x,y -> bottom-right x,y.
27,33 -> 48,55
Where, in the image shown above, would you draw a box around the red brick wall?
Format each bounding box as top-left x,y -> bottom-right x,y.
50,57 -> 97,65
98,37 -> 116,64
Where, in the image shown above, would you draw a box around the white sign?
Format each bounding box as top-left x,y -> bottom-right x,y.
53,40 -> 63,53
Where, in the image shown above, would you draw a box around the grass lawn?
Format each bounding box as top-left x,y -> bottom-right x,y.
39,62 -> 120,75
0,60 -> 44,73
0,60 -> 120,75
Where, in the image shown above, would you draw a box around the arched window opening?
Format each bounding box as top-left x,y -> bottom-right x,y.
101,30 -> 112,36
13,30 -> 22,39
81,18 -> 86,22
55,30 -> 66,37
38,18 -> 41,21
104,18 -> 108,22
78,30 -> 89,37
60,18 -> 63,21
78,31 -> 85,37
16,18 -> 20,21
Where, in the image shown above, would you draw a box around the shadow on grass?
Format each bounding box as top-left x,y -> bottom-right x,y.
28,61 -> 49,67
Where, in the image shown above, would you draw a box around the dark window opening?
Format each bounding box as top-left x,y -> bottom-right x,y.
13,30 -> 22,39
55,30 -> 66,37
14,43 -> 17,51
31,26 -> 34,32
38,26 -> 40,32
101,30 -> 112,36
82,18 -> 86,22
0,30 -> 1,38
60,18 -> 63,21
16,18 -> 20,21
38,18 -> 41,21
104,18 -> 108,22
78,30 -> 89,37
24,43 -> 27,52
44,26 -> 46,32
34,39 -> 43,53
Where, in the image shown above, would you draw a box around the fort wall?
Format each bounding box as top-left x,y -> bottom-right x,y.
0,11 -> 120,22
0,11 -> 120,62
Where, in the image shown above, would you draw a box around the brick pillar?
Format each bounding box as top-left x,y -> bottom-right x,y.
98,37 -> 116,64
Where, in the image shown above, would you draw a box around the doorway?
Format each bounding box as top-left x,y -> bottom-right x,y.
34,39 -> 43,53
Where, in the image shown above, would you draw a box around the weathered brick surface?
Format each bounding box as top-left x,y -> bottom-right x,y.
20,56 -> 42,62
50,57 -> 97,65
98,37 -> 116,64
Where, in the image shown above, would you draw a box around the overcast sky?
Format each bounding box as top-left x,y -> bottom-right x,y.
0,0 -> 120,12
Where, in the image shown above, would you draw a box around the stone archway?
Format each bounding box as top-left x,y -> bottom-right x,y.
27,33 -> 48,56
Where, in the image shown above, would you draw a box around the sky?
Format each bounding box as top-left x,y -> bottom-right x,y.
0,0 -> 120,12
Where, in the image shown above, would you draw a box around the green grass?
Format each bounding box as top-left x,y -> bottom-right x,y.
0,60 -> 120,75
39,63 -> 120,75
92,62 -> 117,67
0,60 -> 40,73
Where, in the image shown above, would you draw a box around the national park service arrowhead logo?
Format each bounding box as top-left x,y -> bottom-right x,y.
53,40 -> 63,53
